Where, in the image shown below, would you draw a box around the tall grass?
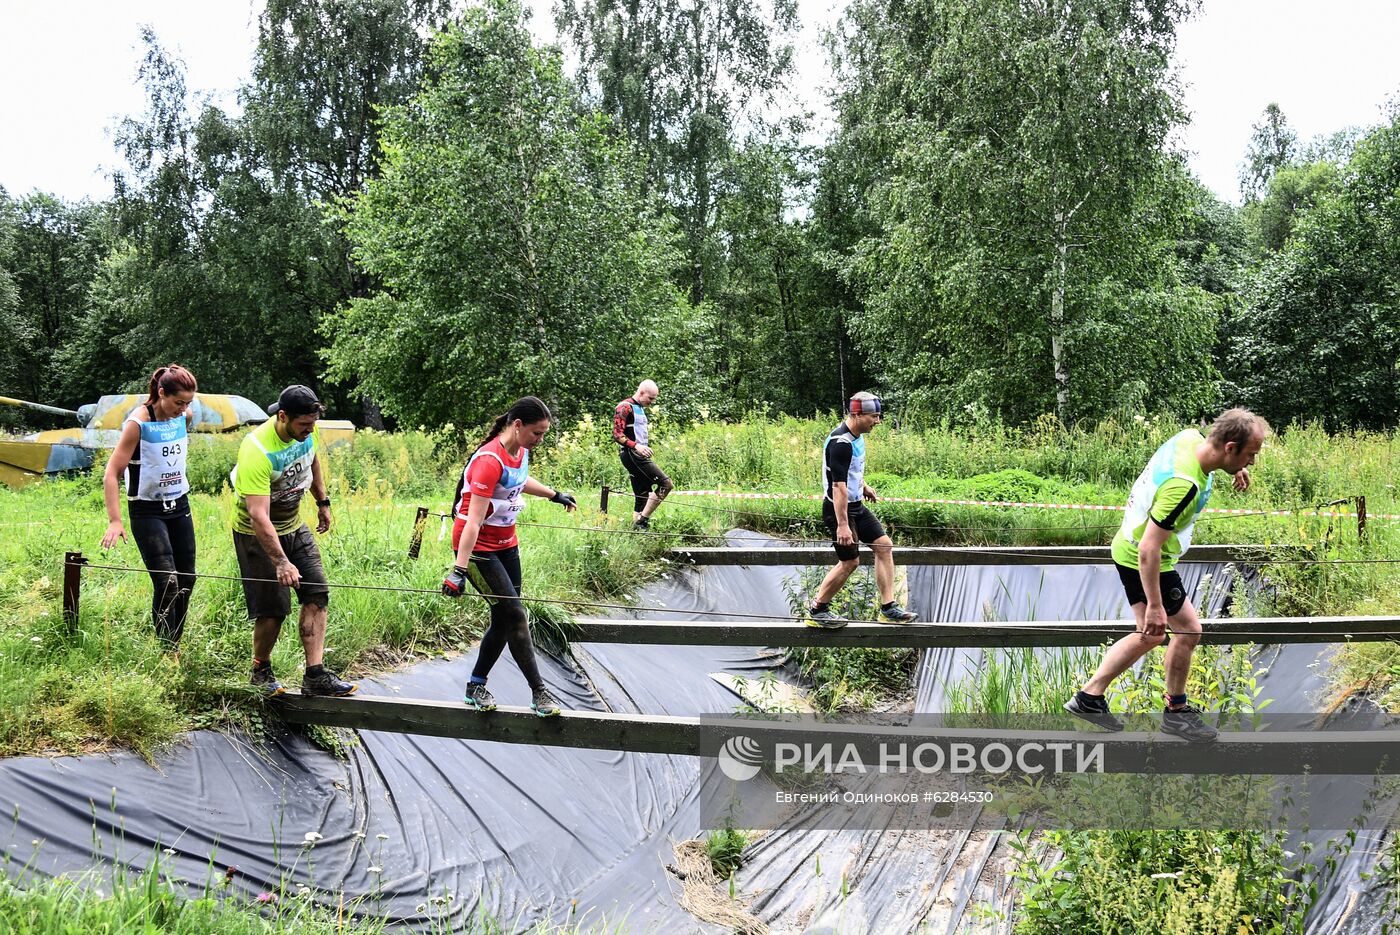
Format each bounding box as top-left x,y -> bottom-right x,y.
779,564 -> 918,713
4,414 -> 1400,932
0,465 -> 670,757
3,411 -> 1398,758
1010,829 -> 1307,934
0,857 -> 629,935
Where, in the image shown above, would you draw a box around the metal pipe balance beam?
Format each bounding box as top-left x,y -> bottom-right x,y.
565,616 -> 1400,648
670,545 -> 1292,566
273,693 -> 1400,775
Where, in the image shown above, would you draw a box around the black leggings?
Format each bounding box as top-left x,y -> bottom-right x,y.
620,448 -> 674,513
465,546 -> 544,690
128,497 -> 197,645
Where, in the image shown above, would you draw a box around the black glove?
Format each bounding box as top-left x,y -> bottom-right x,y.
442,566 -> 468,597
550,490 -> 577,510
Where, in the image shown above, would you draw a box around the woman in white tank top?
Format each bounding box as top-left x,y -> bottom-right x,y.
100,364 -> 199,647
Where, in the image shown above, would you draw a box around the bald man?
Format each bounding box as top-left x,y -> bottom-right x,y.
613,380 -> 673,529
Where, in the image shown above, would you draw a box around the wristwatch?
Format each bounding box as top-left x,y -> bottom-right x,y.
316,497 -> 332,508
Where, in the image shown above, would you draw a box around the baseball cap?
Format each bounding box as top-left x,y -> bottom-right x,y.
267,385 -> 324,417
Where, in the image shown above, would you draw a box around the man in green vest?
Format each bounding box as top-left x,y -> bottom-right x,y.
1065,408 -> 1267,743
231,385 -> 356,698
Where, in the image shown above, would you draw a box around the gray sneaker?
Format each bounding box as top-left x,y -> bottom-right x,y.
1161,703 -> 1219,743
531,688 -> 562,718
463,681 -> 497,711
805,608 -> 848,630
880,603 -> 919,623
250,664 -> 284,697
301,667 -> 357,697
1063,694 -> 1124,732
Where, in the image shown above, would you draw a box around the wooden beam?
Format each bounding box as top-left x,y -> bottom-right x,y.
670,544 -> 1292,566
565,615 -> 1400,648
273,692 -> 1400,774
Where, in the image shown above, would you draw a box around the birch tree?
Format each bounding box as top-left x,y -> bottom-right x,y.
833,0 -> 1217,422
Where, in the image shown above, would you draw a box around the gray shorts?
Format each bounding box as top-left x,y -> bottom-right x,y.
232,526 -> 329,621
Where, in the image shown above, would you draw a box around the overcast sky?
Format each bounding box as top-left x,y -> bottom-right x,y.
1,0 -> 1396,205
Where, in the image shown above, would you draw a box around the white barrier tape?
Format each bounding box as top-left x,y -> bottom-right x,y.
670,489 -> 1394,521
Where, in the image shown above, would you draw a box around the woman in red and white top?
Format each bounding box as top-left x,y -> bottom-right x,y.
441,396 -> 577,716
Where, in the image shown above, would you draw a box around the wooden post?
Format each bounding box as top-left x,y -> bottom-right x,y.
408,506 -> 429,559
63,551 -> 85,633
600,485 -> 610,515
1357,496 -> 1367,541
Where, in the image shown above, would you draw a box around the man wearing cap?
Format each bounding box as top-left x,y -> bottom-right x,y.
613,379 -> 673,529
231,385 -> 355,697
806,391 -> 919,628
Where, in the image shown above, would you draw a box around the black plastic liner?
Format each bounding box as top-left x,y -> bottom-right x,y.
0,535 -> 801,932
2,534 -> 1393,932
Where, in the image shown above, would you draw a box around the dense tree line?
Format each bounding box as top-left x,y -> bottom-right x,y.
0,0 -> 1396,432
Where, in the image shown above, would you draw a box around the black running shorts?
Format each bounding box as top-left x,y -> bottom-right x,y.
822,500 -> 887,562
1114,562 -> 1188,617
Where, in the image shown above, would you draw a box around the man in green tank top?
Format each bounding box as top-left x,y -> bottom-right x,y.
1065,408 -> 1267,743
231,385 -> 356,698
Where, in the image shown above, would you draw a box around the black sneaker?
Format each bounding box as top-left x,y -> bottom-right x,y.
531,688 -> 562,718
251,664 -> 285,697
463,682 -> 497,711
634,516 -> 651,530
1063,694 -> 1124,732
880,603 -> 919,623
301,667 -> 357,697
1161,703 -> 1219,743
805,608 -> 848,630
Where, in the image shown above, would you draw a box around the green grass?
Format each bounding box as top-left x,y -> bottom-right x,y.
5,413 -> 1399,757
5,414 -> 1400,930
1010,829 -> 1307,935
703,825 -> 750,880
0,856 -> 628,934
780,564 -> 918,713
0,462 -> 681,758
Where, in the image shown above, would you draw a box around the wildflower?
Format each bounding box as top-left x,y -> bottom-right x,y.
224,866 -> 238,884
30,636 -> 41,643
417,903 -> 428,912
376,833 -> 389,840
367,866 -> 383,874
256,891 -> 277,904
297,885 -> 311,897
162,847 -> 176,856
351,832 -> 366,841
1149,871 -> 1182,879
303,831 -> 324,846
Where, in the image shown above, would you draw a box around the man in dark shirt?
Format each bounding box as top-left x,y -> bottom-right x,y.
807,391 -> 919,628
614,379 -> 673,529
